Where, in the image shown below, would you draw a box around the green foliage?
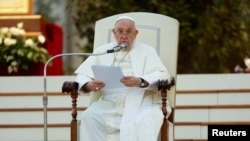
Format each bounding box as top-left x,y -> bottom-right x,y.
66,0 -> 250,73
33,0 -> 61,22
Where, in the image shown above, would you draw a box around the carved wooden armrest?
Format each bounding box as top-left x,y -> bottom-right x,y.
158,77 -> 175,119
61,79 -> 175,119
62,81 -> 79,94
62,81 -> 79,121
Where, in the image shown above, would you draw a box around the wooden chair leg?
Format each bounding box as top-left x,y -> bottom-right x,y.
158,78 -> 175,141
62,81 -> 79,141
161,118 -> 169,141
71,93 -> 78,141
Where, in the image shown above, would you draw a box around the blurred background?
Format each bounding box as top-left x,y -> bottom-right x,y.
22,0 -> 250,74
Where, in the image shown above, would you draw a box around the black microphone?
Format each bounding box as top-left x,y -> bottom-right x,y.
107,42 -> 128,53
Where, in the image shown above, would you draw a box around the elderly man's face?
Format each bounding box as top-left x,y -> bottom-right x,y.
112,19 -> 138,50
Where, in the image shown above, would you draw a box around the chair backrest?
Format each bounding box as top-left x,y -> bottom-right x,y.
93,12 -> 179,108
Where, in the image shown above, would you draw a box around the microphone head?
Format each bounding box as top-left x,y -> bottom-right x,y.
107,42 -> 128,53
120,42 -> 128,49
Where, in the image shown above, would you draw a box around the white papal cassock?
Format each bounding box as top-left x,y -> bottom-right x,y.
75,41 -> 171,141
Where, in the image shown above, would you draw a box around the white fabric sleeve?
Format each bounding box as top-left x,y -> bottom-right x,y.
141,71 -> 170,90
75,74 -> 92,92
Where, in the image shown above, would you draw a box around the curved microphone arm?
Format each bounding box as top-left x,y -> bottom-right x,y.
43,52 -> 107,141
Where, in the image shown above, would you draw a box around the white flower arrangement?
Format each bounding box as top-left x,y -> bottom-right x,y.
0,22 -> 49,74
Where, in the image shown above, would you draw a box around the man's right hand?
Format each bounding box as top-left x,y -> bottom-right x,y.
85,80 -> 105,92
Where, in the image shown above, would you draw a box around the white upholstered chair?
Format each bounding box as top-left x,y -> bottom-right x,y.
62,12 -> 179,141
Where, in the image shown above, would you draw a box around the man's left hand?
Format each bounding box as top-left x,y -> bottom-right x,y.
120,76 -> 141,87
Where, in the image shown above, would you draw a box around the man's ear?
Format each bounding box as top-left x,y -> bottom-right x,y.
135,29 -> 139,36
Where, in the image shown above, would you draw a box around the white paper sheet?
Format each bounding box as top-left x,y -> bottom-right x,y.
91,65 -> 125,90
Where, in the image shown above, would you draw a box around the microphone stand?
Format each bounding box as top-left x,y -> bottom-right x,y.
43,52 -> 107,141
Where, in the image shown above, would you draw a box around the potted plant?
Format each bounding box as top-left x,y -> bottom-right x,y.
0,22 -> 49,75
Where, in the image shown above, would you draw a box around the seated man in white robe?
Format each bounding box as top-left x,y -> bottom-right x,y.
75,15 -> 171,141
